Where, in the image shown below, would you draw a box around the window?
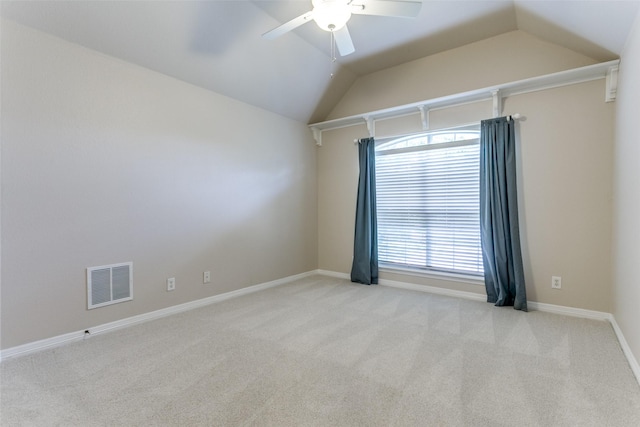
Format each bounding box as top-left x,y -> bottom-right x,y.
375,127 -> 483,276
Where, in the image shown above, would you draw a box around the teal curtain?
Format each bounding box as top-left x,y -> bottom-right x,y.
351,137 -> 378,285
480,117 -> 527,311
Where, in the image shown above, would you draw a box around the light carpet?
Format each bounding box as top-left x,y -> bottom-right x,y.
2,275 -> 640,426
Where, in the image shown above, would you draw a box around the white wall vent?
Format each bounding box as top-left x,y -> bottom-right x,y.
87,262 -> 133,309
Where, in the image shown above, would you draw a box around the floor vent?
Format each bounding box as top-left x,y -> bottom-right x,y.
87,262 -> 133,309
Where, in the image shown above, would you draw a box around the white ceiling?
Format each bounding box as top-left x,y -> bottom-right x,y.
2,1 -> 639,123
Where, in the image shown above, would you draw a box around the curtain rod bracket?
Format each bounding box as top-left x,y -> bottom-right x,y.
418,105 -> 430,130
492,89 -> 502,118
363,115 -> 375,137
311,127 -> 322,146
606,64 -> 618,102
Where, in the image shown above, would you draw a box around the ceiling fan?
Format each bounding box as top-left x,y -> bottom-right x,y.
262,0 -> 423,57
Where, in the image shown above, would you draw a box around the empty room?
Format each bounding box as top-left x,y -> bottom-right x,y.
1,0 -> 640,425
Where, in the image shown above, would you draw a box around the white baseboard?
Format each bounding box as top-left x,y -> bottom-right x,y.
315,269 -> 349,280
316,269 -> 611,318
379,277 -> 486,302
527,301 -> 611,321
316,268 -> 486,301
609,315 -> 640,385
0,270 -> 316,362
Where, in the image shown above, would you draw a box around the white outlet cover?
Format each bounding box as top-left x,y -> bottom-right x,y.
167,277 -> 176,291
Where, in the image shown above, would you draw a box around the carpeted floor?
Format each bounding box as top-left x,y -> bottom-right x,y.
2,275 -> 640,426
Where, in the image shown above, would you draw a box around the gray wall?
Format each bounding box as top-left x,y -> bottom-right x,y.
318,31 -> 615,313
0,21 -> 318,349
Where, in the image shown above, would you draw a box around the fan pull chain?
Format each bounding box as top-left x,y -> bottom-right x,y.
330,30 -> 337,79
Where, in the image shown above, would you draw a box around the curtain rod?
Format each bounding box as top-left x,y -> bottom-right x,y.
312,60 -> 619,147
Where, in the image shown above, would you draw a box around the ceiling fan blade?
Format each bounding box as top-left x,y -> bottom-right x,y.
351,0 -> 422,18
334,25 -> 355,57
262,11 -> 314,40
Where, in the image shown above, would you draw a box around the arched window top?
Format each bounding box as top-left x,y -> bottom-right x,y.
377,127 -> 480,152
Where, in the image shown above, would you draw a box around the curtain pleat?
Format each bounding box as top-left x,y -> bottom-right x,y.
480,117 -> 527,311
351,137 -> 379,285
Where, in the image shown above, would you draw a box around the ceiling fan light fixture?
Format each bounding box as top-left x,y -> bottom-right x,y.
262,0 -> 424,58
312,0 -> 352,32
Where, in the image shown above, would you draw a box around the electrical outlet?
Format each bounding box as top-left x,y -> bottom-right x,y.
203,271 -> 211,284
552,276 -> 562,289
167,277 -> 176,291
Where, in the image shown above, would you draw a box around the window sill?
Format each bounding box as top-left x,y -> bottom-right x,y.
379,265 -> 484,286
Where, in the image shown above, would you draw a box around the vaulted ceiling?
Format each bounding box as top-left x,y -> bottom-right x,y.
2,1 -> 639,123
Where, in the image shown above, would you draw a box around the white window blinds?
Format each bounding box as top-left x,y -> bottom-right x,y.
376,131 -> 483,276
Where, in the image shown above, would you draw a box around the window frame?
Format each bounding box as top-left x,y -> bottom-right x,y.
375,126 -> 484,282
